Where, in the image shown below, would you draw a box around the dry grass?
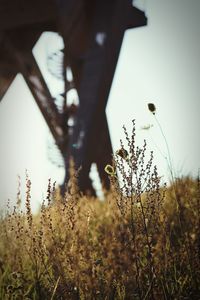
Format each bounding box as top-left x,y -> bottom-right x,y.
0,121 -> 200,299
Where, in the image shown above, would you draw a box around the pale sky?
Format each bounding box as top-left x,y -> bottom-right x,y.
0,0 -> 200,212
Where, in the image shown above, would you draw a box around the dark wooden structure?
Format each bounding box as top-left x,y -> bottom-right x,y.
0,0 -> 147,194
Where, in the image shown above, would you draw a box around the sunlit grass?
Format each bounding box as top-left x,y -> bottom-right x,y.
0,121 -> 200,299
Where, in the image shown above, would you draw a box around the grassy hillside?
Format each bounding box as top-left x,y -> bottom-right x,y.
0,121 -> 200,299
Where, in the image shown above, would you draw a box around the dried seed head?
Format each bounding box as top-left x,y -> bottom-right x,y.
104,164 -> 116,176
116,148 -> 129,161
148,103 -> 156,114
141,124 -> 153,130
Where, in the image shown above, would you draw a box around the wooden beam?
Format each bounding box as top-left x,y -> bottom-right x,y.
127,6 -> 147,29
0,73 -> 16,101
62,0 -> 146,191
4,37 -> 67,155
0,0 -> 57,30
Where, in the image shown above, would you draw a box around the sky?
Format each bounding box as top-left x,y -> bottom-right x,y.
0,0 -> 200,212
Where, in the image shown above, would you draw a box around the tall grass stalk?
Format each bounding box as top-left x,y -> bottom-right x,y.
148,103 -> 199,288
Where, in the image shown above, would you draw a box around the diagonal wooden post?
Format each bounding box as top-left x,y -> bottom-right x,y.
63,0 -> 147,193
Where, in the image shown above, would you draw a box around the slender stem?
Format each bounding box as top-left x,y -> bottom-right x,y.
148,131 -> 167,160
154,115 -> 174,182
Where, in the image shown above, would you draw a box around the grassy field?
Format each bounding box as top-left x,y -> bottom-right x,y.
0,121 -> 200,299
